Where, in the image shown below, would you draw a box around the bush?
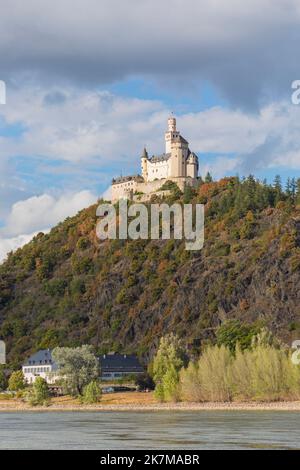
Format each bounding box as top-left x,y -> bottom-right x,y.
179,344 -> 300,402
0,368 -> 8,391
82,380 -> 102,404
8,371 -> 25,391
153,333 -> 186,402
26,377 -> 50,406
216,320 -> 260,353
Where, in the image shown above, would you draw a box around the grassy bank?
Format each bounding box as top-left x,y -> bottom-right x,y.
1,392 -> 300,411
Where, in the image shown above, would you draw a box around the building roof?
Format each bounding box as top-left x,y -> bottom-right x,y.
23,349 -> 57,369
112,174 -> 144,185
149,153 -> 171,163
100,353 -> 144,373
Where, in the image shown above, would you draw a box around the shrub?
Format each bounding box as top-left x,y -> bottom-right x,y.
26,377 -> 50,406
82,380 -> 102,404
8,371 -> 25,391
196,345 -> 232,402
0,368 -> 8,391
179,344 -> 300,402
216,320 -> 260,353
153,333 -> 186,402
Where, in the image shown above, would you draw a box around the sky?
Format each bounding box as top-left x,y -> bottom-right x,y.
0,0 -> 300,261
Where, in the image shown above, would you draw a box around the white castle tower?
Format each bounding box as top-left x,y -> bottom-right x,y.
165,116 -> 180,153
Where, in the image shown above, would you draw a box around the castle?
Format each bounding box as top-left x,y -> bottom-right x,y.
111,116 -> 199,202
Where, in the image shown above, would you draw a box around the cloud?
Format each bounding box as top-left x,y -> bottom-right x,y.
1,86 -> 300,193
1,190 -> 96,237
0,190 -> 96,262
0,87 -> 166,164
0,231 -> 43,263
0,0 -> 300,108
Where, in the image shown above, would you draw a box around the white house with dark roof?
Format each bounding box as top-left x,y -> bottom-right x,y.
22,349 -> 59,384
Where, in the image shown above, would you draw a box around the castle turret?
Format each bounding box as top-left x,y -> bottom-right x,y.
165,115 -> 180,153
168,116 -> 176,132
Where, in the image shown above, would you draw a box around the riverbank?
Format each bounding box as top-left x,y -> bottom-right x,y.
1,392 -> 300,412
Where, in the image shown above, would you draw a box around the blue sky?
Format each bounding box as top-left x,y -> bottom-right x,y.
0,0 -> 300,260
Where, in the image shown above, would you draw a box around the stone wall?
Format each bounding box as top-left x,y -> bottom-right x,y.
111,176 -> 198,202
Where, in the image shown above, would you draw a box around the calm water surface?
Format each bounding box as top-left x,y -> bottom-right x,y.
0,411 -> 299,450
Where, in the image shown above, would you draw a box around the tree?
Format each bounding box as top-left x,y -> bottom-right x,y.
274,175 -> 283,205
296,178 -> 300,204
82,380 -> 102,404
27,377 -> 50,406
52,345 -> 100,396
204,172 -> 213,183
0,368 -> 7,391
216,320 -> 260,353
8,370 -> 25,391
183,185 -> 195,204
152,333 -> 186,402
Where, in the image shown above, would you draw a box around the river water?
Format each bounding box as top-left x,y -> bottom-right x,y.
0,411 -> 299,450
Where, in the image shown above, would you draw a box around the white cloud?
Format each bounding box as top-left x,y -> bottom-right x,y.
0,190 -> 96,262
1,86 -> 300,170
0,231 -> 48,263
0,87 -> 166,164
2,190 -> 96,237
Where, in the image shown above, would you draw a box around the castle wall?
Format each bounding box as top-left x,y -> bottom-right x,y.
111,179 -> 139,202
146,159 -> 169,181
112,177 -> 198,202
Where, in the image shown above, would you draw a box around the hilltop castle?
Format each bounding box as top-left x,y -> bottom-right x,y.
111,116 -> 199,202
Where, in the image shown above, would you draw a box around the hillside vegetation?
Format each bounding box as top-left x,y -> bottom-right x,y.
1,176 -> 300,367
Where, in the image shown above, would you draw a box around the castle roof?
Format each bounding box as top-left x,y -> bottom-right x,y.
141,147 -> 148,158
175,135 -> 189,145
149,153 -> 171,162
112,175 -> 143,185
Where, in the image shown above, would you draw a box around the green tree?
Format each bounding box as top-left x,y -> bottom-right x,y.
52,345 -> 99,396
152,333 -> 186,402
216,320 -> 260,353
204,172 -> 213,183
274,174 -> 283,205
82,380 -> 102,404
183,185 -> 195,204
296,178 -> 300,204
8,370 -> 25,391
27,377 -> 50,406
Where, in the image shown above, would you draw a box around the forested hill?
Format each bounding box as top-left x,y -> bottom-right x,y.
1,176 -> 300,367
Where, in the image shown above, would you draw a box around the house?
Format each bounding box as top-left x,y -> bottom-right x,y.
100,353 -> 144,380
22,349 -> 59,384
